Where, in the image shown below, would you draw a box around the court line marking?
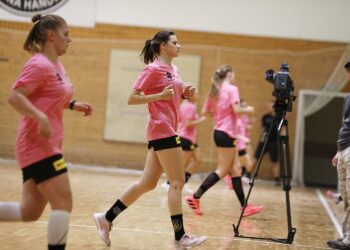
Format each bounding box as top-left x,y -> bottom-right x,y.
316,189 -> 342,237
0,159 -> 331,248
34,221 -> 325,249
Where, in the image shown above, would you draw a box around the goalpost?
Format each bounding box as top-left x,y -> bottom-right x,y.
293,90 -> 347,185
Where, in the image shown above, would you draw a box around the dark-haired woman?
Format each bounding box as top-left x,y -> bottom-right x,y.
0,14 -> 93,250
93,30 -> 206,249
185,65 -> 263,218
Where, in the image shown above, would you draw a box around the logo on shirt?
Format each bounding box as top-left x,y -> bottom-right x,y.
165,72 -> 172,79
56,73 -> 63,83
0,0 -> 68,17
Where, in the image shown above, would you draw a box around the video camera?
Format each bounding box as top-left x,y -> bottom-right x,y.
265,63 -> 296,112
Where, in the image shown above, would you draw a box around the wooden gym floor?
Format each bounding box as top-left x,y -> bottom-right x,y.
0,159 -> 341,250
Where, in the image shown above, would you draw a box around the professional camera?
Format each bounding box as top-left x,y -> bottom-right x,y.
265,63 -> 296,112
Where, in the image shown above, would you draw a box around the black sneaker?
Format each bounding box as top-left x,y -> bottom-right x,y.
327,239 -> 350,249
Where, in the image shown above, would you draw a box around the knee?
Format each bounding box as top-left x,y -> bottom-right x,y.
169,180 -> 185,191
137,180 -> 157,192
215,169 -> 227,179
195,158 -> 202,166
50,194 -> 73,212
21,208 -> 43,222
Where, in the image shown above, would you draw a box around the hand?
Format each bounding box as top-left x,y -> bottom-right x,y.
38,113 -> 51,139
332,153 -> 339,167
246,105 -> 254,113
182,86 -> 196,99
198,116 -> 207,123
73,102 -> 93,116
160,85 -> 174,100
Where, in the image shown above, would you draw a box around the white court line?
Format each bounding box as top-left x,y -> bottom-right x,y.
34,221 -> 325,249
316,189 -> 343,237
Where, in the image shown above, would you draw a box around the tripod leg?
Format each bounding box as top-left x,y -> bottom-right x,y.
233,116 -> 277,236
278,120 -> 296,243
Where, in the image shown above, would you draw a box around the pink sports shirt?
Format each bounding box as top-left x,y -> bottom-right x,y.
214,82 -> 240,138
12,53 -> 73,168
178,101 -> 199,144
132,59 -> 183,141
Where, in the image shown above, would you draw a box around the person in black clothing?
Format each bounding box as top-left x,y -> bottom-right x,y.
252,100 -> 280,185
327,60 -> 350,250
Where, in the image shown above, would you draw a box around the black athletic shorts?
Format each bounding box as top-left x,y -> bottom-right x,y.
148,135 -> 182,151
213,130 -> 236,148
254,141 -> 278,162
180,137 -> 198,151
22,154 -> 68,184
238,149 -> 247,157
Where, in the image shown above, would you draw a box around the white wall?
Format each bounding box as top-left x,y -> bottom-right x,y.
0,0 -> 349,42
96,0 -> 349,43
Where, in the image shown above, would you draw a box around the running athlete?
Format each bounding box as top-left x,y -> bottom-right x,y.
92,30 -> 206,249
185,65 -> 263,217
0,14 -> 93,250
162,92 -> 206,193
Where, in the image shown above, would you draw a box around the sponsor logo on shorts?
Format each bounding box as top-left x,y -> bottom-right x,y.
53,158 -> 67,172
175,136 -> 181,144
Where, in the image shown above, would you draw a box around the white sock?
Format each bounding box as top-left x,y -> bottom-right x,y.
344,237 -> 350,245
0,202 -> 22,221
48,210 -> 70,246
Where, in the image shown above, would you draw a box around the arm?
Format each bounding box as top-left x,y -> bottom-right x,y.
128,85 -> 173,105
332,152 -> 339,167
233,103 -> 254,114
8,87 -> 51,139
201,107 -> 214,118
185,116 -> 206,127
70,100 -> 93,116
235,134 -> 250,143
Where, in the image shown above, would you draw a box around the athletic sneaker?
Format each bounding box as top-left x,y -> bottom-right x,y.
183,184 -> 194,194
241,176 -> 251,185
240,204 -> 264,217
175,233 -> 207,249
327,239 -> 350,249
327,238 -> 344,248
93,212 -> 113,246
161,182 -> 170,192
326,190 -> 342,204
224,175 -> 233,189
185,194 -> 203,215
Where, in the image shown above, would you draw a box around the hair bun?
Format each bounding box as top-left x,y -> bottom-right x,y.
32,14 -> 42,23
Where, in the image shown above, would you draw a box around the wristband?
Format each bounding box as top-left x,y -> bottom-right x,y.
69,100 -> 76,110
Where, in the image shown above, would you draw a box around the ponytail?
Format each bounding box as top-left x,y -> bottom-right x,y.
23,14 -> 66,54
207,65 -> 233,98
140,30 -> 175,64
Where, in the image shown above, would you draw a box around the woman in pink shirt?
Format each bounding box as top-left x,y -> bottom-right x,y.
0,14 -> 93,250
162,92 -> 206,193
93,31 -> 206,249
237,100 -> 255,179
178,94 -> 206,187
185,65 -> 263,218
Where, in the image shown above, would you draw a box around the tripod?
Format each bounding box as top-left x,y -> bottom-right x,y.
232,103 -> 297,244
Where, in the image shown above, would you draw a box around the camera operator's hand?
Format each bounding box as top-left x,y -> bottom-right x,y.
332,152 -> 339,167
159,85 -> 174,100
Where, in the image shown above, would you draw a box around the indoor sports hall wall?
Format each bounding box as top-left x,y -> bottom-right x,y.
0,21 -> 347,178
